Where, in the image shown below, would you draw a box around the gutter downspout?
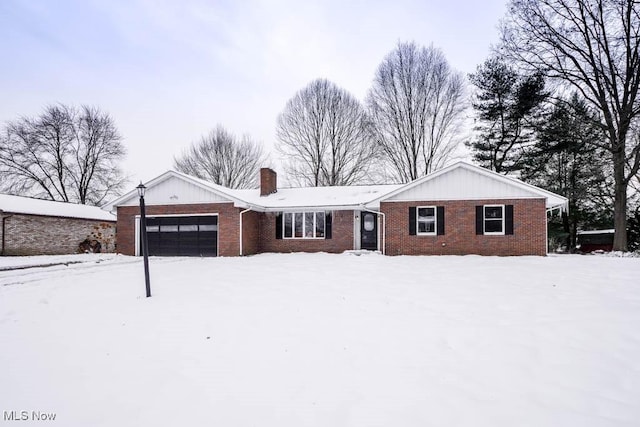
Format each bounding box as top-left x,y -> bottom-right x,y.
239,208 -> 252,256
360,205 -> 386,255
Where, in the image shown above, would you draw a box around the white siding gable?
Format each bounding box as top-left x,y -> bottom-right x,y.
118,175 -> 233,206
386,166 -> 543,202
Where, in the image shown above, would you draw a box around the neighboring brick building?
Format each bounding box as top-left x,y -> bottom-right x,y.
0,194 -> 116,256
106,162 -> 567,257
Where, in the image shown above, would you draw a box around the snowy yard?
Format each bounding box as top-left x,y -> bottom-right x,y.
1,253 -> 639,427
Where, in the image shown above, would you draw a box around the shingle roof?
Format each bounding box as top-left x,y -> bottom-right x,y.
0,194 -> 115,221
229,184 -> 403,211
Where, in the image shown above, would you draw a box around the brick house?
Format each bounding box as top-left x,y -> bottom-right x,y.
0,194 -> 116,256
107,162 -> 567,257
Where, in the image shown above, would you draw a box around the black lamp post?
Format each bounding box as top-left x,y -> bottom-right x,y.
137,182 -> 151,298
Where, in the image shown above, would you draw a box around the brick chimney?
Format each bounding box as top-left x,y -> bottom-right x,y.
260,168 -> 277,196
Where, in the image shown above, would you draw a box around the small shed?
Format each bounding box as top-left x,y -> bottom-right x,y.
576,229 -> 615,253
0,194 -> 116,256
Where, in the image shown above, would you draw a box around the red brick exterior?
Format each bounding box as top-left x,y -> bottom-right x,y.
260,168 -> 277,196
117,205 -> 354,256
241,210 -> 260,255
257,210 -> 354,254
1,213 -> 115,256
117,203 -> 244,257
116,199 -> 548,257
381,199 -> 547,256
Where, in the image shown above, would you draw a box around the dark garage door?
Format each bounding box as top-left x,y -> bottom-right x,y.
143,216 -> 218,257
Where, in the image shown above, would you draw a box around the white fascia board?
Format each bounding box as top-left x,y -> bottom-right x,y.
373,161 -> 569,210
103,170 -> 252,211
371,162 -> 464,203
384,195 -> 546,202
169,170 -> 246,205
102,171 -> 178,211
258,203 -> 373,213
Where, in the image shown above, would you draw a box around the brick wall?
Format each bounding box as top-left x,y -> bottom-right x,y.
258,210 -> 354,254
260,168 -> 277,196
117,203 -> 246,257
241,210 -> 260,255
2,213 -> 116,256
382,199 -> 547,256
115,199 -> 547,257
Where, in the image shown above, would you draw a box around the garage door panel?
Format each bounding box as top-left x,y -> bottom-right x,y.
141,215 -> 218,257
180,216 -> 200,226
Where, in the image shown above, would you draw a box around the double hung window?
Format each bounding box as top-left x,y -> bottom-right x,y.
417,206 -> 437,235
483,205 -> 504,235
283,212 -> 325,239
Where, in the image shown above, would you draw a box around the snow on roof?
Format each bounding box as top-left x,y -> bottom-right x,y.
231,184 -> 404,210
102,170 -> 248,211
104,170 -> 403,211
105,162 -> 568,212
371,161 -> 569,210
577,229 -> 615,235
0,194 -> 116,221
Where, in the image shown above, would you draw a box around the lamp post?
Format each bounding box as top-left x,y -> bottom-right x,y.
137,182 -> 151,298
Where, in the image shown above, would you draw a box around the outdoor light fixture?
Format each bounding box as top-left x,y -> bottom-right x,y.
136,182 -> 146,198
137,182 -> 151,298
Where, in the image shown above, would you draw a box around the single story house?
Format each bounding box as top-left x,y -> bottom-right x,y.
106,162 -> 567,257
0,194 -> 116,256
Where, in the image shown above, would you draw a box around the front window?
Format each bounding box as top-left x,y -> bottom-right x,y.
417,206 -> 436,235
284,212 -> 293,237
315,211 -> 325,237
484,205 -> 504,234
284,212 -> 326,239
294,213 -> 303,238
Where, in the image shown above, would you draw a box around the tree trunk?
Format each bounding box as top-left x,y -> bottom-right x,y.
561,210 -> 571,251
612,148 -> 628,251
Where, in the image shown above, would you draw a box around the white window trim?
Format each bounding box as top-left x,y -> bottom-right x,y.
416,205 -> 437,236
483,204 -> 505,235
283,211 -> 326,240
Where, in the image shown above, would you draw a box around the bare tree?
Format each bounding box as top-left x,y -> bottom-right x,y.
0,104 -> 126,205
500,0 -> 640,250
276,79 -> 379,186
366,42 -> 467,183
174,125 -> 267,189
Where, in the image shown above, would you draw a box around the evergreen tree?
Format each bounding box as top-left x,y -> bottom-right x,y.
523,94 -> 612,251
468,57 -> 547,174
628,205 -> 640,252
500,0 -> 640,252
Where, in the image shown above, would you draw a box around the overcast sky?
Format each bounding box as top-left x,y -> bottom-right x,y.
0,0 -> 508,186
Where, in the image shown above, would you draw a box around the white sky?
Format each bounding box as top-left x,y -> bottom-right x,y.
0,0 -> 508,186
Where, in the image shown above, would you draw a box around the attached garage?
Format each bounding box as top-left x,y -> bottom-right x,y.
144,215 -> 218,257
106,171 -> 249,257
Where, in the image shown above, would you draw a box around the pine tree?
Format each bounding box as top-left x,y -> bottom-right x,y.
523,94 -> 611,251
468,57 -> 547,174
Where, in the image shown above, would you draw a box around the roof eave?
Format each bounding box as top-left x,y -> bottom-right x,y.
372,162 -> 569,209
257,203 -> 378,212
103,170 -> 251,211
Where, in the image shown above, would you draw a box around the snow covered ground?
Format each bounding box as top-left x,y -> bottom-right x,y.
0,253 -> 122,270
1,253 -> 639,427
